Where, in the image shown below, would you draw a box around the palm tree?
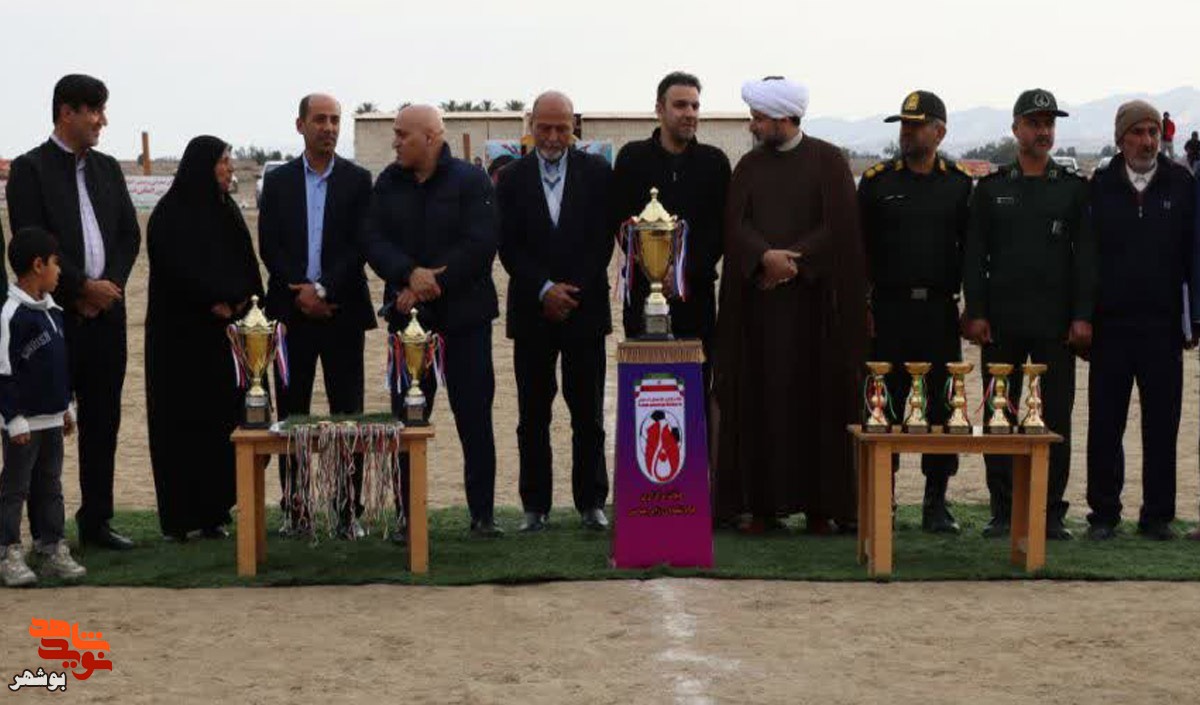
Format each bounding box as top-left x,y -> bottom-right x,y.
354,101 -> 378,115
504,99 -> 526,112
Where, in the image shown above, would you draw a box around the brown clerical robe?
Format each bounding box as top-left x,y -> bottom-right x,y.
713,135 -> 868,522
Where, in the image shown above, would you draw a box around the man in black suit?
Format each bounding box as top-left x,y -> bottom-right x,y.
5,74 -> 141,550
497,91 -> 616,532
259,93 -> 375,539
362,105 -> 502,538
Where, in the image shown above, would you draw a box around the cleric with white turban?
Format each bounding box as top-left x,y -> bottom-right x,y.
741,76 -> 809,120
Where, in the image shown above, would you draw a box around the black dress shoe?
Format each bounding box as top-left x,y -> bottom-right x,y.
469,518 -> 504,538
1086,524 -> 1117,541
981,517 -> 1010,539
1045,521 -> 1074,541
200,526 -> 229,540
580,508 -> 609,531
1137,522 -> 1177,541
519,511 -> 548,533
162,531 -> 189,544
80,524 -> 135,550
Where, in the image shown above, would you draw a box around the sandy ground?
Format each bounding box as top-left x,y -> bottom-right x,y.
3,209 -> 1200,702
4,580 -> 1199,703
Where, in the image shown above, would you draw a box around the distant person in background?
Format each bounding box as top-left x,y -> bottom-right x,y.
473,156 -> 485,170
145,136 -> 263,542
5,73 -> 141,551
1161,111 -> 1176,159
1184,131 -> 1200,173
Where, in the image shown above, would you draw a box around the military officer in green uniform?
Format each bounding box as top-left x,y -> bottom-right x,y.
962,88 -> 1096,540
859,90 -> 972,534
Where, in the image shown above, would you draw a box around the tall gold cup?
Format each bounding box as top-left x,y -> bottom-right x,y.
863,362 -> 892,433
234,295 -> 278,428
902,362 -> 932,433
1020,363 -> 1049,434
984,363 -> 1014,435
632,188 -> 682,339
399,311 -> 432,426
945,362 -> 974,435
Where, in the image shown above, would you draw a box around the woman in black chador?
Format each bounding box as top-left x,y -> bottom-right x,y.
145,135 -> 263,542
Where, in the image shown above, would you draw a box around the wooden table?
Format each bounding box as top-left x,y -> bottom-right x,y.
230,426 -> 436,577
848,426 -> 1062,578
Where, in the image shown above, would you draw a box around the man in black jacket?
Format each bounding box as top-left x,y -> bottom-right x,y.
1086,100 -> 1198,541
362,105 -> 501,538
259,94 -> 375,538
5,74 -> 140,550
498,91 -> 617,532
612,71 -> 730,402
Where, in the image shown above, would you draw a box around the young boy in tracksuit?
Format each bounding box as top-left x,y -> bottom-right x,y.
0,226 -> 85,586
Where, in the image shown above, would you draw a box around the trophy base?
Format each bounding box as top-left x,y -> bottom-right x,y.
244,402 -> 271,429
984,425 -> 1013,435
1020,425 -> 1049,435
862,422 -> 890,434
404,403 -> 429,427
641,313 -> 673,340
945,424 -> 974,435
903,424 -> 930,434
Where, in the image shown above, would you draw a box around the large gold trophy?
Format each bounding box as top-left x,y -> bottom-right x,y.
399,311 -> 432,426
233,296 -> 279,429
630,188 -> 686,339
863,362 -> 892,433
984,363 -> 1015,435
1020,363 -> 1049,434
902,362 -> 932,433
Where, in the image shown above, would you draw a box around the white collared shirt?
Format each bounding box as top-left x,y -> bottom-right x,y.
775,130 -> 804,152
1126,162 -> 1158,193
50,133 -> 106,279
536,150 -> 567,227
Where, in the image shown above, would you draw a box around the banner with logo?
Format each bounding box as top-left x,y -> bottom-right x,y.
613,344 -> 712,568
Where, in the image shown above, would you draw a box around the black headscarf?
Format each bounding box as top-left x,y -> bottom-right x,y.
147,135 -> 262,322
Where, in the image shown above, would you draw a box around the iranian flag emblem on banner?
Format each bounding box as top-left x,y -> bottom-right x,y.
634,374 -> 686,484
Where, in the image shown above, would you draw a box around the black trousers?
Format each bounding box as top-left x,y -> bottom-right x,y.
31,305 -> 126,538
981,336 -> 1075,523
392,324 -> 497,523
274,317 -> 366,522
514,333 -> 608,515
1086,324 -> 1181,528
1,428 -> 65,547
871,297 -> 962,479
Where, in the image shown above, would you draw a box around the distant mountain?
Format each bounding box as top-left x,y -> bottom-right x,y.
803,86 -> 1200,157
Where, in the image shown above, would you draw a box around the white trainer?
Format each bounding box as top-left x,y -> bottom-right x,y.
37,540 -> 87,581
2,544 -> 37,587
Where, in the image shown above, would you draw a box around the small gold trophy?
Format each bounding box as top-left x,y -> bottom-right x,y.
631,188 -> 685,339
1020,363 -> 1049,434
945,362 -> 974,435
399,311 -> 432,426
984,363 -> 1015,435
863,362 -> 892,433
233,296 -> 279,429
902,362 -> 932,433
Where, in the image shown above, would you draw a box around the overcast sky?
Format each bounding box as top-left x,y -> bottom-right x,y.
4,0 -> 1196,159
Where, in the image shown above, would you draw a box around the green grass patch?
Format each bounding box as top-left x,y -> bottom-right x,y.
23,504 -> 1200,588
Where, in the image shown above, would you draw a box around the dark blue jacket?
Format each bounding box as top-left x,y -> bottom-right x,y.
1090,153 -> 1197,331
497,148 -> 617,340
258,155 -> 377,330
0,285 -> 71,435
361,144 -> 499,334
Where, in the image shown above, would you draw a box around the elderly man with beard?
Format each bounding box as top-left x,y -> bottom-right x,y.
1085,101 -> 1198,541
963,89 -> 1096,541
858,91 -> 972,534
713,76 -> 867,534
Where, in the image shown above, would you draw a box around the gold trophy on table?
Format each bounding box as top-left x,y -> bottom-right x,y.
863,362 -> 892,433
630,188 -> 686,339
984,363 -> 1015,434
232,296 -> 280,429
1020,363 -> 1049,434
399,310 -> 432,426
944,362 -> 974,435
902,362 -> 932,433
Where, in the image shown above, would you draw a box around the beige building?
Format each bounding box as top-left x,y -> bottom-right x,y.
353,111 -> 755,178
